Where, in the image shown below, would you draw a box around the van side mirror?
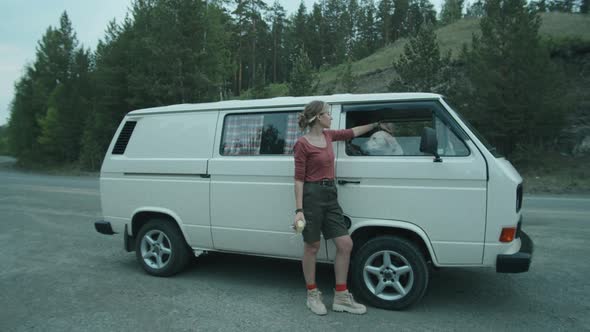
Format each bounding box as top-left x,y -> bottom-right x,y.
420,127 -> 442,163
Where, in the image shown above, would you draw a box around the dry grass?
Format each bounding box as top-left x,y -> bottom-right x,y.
539,12 -> 590,40
318,13 -> 590,88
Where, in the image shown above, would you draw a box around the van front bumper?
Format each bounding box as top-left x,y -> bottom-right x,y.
496,230 -> 533,273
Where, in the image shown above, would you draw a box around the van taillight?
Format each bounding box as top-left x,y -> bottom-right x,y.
500,227 -> 516,243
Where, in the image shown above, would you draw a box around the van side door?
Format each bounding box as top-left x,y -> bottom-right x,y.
333,101 -> 488,265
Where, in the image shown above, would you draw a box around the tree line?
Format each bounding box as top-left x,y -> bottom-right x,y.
3,0 -> 588,169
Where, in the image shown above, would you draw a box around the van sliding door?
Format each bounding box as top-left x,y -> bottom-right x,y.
208,108 -> 326,260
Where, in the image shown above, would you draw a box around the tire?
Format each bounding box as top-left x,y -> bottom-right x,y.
351,236 -> 429,310
135,219 -> 191,277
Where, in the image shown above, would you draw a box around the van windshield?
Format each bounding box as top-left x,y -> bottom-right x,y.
442,98 -> 502,158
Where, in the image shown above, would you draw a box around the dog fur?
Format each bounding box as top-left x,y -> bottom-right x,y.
361,130 -> 404,156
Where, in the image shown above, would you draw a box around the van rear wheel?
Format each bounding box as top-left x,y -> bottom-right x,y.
135,219 -> 190,277
351,236 -> 428,310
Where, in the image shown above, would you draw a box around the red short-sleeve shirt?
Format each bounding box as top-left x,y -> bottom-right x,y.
293,129 -> 355,182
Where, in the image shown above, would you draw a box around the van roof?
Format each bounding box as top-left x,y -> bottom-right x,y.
128,93 -> 442,116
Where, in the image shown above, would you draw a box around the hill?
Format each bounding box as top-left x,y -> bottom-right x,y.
318,12 -> 590,93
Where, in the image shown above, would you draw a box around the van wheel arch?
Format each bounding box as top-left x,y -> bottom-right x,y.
129,211 -> 190,253
132,211 -> 185,239
350,226 -> 433,265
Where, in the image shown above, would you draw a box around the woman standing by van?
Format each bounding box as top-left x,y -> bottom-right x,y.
293,100 -> 382,315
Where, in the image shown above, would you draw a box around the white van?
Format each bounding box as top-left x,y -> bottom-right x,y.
95,93 -> 533,310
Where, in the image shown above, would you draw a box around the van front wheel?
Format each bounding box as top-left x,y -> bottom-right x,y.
135,219 -> 190,277
351,236 -> 428,310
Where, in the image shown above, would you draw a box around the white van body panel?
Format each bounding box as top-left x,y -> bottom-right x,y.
482,157 -> 523,264
100,111 -> 218,248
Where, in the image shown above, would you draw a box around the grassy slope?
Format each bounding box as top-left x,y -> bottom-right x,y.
318,13 -> 590,89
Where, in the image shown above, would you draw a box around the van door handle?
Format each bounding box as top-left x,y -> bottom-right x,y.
338,180 -> 361,185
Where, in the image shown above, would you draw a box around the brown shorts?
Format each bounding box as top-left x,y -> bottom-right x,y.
301,181 -> 349,244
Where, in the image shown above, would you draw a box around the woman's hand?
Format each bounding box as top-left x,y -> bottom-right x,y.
293,212 -> 305,232
353,122 -> 380,137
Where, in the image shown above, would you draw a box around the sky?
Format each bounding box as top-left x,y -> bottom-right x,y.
0,0 -> 444,126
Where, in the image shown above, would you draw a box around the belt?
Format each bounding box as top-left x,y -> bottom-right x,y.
306,179 -> 335,186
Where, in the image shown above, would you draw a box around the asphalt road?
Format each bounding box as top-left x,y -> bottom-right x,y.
1,161 -> 589,331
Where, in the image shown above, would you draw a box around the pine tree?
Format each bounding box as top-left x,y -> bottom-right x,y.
339,59 -> 358,92
355,0 -> 380,58
0,125 -> 8,155
465,0 -> 485,17
11,11 -> 87,164
288,48 -> 317,96
392,0 -> 410,40
9,26 -> 66,163
407,0 -> 437,36
528,0 -> 548,12
440,0 -> 464,25
548,0 -> 574,11
7,69 -> 39,163
324,0 -> 348,65
252,65 -> 268,98
269,1 -> 287,83
291,1 -> 308,53
581,0 -> 589,13
345,0 -> 360,56
389,24 -> 451,92
377,0 -> 394,45
462,0 -> 570,155
306,3 -> 325,69
203,2 -> 234,100
37,103 -> 62,159
232,0 -> 268,94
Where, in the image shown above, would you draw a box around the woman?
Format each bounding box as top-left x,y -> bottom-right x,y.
293,100 -> 383,315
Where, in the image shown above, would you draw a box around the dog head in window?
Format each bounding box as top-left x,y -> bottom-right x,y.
361,130 -> 404,156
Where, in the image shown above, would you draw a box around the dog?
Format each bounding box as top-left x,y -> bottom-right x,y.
361,123 -> 404,156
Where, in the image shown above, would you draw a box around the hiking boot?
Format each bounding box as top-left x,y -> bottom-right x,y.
332,289 -> 367,314
306,289 -> 328,315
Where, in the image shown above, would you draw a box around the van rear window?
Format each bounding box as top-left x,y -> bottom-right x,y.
220,112 -> 303,156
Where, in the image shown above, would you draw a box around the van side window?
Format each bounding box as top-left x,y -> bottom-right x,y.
112,121 -> 137,155
435,116 -> 470,157
345,104 -> 469,157
221,112 -> 303,155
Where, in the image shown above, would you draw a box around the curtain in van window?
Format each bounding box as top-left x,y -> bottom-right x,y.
222,115 -> 264,155
283,113 -> 301,155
